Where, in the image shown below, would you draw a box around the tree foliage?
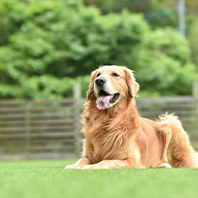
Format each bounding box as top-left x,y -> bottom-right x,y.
188,17 -> 198,71
0,0 -> 196,99
84,0 -> 178,29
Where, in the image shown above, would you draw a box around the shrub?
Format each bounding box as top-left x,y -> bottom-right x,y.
0,0 -> 196,99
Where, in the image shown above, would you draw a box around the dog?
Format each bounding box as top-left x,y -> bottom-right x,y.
65,65 -> 198,169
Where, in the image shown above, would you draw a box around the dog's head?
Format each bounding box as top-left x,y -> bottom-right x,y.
87,65 -> 139,110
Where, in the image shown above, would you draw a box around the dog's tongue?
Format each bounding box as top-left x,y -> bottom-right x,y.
96,95 -> 112,110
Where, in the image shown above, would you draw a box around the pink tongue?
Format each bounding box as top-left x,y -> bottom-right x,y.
96,95 -> 112,110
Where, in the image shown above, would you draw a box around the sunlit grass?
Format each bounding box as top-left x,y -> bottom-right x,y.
0,160 -> 197,198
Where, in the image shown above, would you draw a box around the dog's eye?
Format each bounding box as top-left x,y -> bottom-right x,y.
96,73 -> 100,77
112,72 -> 119,77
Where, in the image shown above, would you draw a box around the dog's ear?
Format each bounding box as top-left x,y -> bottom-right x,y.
124,68 -> 139,98
87,70 -> 97,100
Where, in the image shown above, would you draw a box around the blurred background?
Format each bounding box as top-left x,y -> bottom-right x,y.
0,0 -> 198,160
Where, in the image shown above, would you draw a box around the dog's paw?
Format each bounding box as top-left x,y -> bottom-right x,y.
158,163 -> 172,168
82,165 -> 95,170
65,165 -> 75,169
65,165 -> 81,169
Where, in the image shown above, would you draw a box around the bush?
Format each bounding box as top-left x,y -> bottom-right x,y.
188,17 -> 198,69
135,28 -> 197,96
0,0 -> 196,99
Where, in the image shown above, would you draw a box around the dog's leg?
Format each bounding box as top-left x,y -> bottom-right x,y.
65,157 -> 91,169
82,159 -> 141,169
159,113 -> 198,168
158,126 -> 172,168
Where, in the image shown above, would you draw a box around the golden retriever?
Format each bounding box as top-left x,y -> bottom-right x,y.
65,65 -> 198,169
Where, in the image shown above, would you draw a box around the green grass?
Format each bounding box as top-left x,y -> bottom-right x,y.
0,159 -> 198,198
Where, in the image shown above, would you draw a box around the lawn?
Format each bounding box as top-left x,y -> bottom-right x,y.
0,159 -> 198,198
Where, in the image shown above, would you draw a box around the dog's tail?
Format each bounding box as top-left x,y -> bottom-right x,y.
158,113 -> 198,168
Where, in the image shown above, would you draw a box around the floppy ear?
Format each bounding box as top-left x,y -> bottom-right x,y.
87,70 -> 97,100
125,68 -> 139,98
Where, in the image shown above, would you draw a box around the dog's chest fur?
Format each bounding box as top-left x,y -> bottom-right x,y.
89,127 -> 129,163
82,111 -> 136,163
82,101 -> 139,164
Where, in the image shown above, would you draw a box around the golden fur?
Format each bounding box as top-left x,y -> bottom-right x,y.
65,65 -> 198,169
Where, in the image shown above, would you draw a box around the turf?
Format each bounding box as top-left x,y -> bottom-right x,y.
0,159 -> 198,198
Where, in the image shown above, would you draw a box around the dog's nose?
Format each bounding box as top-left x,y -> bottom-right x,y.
95,77 -> 106,87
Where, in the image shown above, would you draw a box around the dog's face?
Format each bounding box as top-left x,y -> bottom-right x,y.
87,65 -> 139,110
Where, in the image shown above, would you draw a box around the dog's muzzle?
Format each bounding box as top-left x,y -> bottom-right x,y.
94,77 -> 120,110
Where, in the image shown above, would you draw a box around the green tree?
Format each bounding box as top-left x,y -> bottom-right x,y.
0,0 -> 196,99
84,0 -> 178,29
136,28 -> 196,95
188,18 -> 198,71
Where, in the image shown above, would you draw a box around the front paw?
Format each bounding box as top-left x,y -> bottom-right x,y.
158,163 -> 172,168
65,165 -> 82,169
82,165 -> 95,170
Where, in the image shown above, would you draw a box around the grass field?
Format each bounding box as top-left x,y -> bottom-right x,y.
0,159 -> 198,198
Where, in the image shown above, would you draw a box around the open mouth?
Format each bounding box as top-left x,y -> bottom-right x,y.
96,89 -> 120,110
